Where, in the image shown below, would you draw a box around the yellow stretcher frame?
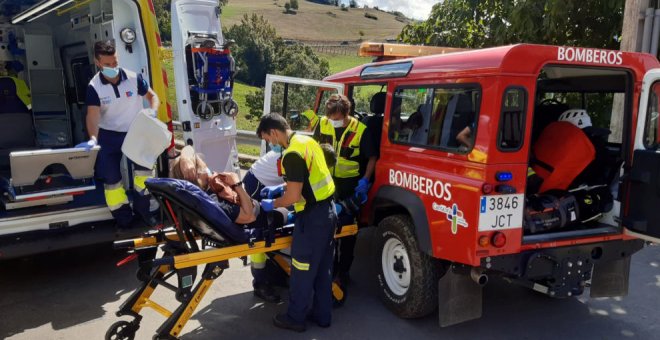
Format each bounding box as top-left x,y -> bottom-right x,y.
107,224 -> 358,340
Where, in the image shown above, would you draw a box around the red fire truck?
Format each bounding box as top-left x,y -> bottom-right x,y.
264,43 -> 660,326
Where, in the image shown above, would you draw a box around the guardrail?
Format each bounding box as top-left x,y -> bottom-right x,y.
171,121 -> 261,163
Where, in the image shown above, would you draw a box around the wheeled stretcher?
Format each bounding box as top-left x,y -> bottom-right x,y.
106,178 -> 356,340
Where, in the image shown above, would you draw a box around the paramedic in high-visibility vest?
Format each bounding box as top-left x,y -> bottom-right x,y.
257,113 -> 338,332
79,40 -> 160,229
314,94 -> 377,288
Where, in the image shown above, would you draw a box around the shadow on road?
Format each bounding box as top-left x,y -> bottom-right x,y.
0,243 -> 137,338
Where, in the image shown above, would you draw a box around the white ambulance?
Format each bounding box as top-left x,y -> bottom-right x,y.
0,0 -> 238,259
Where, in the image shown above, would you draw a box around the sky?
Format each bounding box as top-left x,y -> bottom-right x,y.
353,0 -> 441,20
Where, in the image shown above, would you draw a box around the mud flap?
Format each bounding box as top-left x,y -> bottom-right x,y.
589,256 -> 631,298
438,266 -> 482,327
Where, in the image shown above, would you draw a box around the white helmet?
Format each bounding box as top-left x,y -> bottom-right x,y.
558,109 -> 592,129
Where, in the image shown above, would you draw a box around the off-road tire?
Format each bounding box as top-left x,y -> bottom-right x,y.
375,214 -> 444,318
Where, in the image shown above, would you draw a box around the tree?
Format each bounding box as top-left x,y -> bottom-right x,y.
224,14 -> 281,86
290,0 -> 299,10
398,0 -> 624,50
349,0 -> 357,8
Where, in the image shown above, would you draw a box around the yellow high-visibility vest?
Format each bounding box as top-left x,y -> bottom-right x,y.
302,109 -> 319,131
318,116 -> 366,178
281,134 -> 335,212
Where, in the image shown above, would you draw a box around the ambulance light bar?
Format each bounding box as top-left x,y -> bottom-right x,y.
359,42 -> 467,60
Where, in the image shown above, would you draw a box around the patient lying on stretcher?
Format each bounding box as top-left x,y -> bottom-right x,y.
170,146 -> 291,230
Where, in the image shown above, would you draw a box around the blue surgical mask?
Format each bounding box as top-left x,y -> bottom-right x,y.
101,66 -> 119,78
269,143 -> 282,153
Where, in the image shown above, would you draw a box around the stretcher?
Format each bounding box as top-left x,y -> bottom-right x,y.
106,178 -> 356,340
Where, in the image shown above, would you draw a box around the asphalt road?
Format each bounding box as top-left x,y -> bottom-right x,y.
0,228 -> 659,340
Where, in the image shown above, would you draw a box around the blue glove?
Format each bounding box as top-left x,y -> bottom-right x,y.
286,212 -> 296,224
355,177 -> 370,194
334,203 -> 343,215
260,184 -> 285,199
355,191 -> 368,205
260,199 -> 274,212
75,138 -> 97,152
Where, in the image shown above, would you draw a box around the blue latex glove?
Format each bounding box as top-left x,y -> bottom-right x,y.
334,203 -> 343,215
75,138 -> 97,152
260,184 -> 285,199
355,191 -> 368,205
260,199 -> 274,212
286,212 -> 296,224
355,177 -> 370,194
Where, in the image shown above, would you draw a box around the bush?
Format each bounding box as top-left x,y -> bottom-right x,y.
365,12 -> 378,20
290,0 -> 298,10
340,4 -> 348,11
284,2 -> 291,12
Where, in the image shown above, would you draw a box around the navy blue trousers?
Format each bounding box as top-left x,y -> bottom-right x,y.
95,128 -> 152,226
287,200 -> 337,325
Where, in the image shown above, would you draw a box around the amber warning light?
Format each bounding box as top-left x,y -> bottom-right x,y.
358,42 -> 468,60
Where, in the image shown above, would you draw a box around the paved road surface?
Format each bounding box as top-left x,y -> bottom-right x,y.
1,229 -> 659,340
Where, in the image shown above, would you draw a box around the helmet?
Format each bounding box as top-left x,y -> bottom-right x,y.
558,109 -> 592,129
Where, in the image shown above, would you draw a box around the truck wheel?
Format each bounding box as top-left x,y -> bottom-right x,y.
375,214 -> 444,318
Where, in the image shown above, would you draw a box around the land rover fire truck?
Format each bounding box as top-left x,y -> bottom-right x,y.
264,42 -> 660,326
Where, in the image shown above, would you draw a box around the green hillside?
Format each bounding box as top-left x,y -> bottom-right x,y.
221,0 -> 408,41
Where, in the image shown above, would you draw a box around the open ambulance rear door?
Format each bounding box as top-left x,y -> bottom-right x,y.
623,69 -> 660,243
171,0 -> 238,173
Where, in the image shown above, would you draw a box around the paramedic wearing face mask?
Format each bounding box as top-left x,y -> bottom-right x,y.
314,94 -> 377,287
79,40 -> 160,229
257,113 -> 337,332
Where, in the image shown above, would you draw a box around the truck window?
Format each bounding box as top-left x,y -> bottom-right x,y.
269,83 -> 340,133
389,85 -> 480,153
645,82 -> 660,149
349,84 -> 387,115
498,87 -> 527,151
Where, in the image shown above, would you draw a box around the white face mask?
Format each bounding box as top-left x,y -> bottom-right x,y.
329,118 -> 344,128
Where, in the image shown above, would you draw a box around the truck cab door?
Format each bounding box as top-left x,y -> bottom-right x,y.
263,74 -> 344,150
623,69 -> 660,243
171,0 -> 238,173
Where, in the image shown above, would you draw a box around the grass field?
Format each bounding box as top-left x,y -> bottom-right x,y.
221,0 -> 408,41
319,53 -> 372,74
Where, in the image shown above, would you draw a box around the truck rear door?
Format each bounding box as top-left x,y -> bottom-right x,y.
262,74 -> 344,151
623,69 -> 660,243
171,0 -> 238,173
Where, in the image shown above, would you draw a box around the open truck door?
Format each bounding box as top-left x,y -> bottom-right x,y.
623,69 -> 660,243
171,0 -> 238,173
262,75 -> 344,152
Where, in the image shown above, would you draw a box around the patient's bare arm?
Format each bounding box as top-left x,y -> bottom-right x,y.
220,172 -> 256,224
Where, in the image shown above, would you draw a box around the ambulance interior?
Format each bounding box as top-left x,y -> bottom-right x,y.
523,65 -> 631,239
0,0 -> 149,216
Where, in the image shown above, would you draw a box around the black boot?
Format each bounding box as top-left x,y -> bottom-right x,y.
273,313 -> 306,332
254,283 -> 281,303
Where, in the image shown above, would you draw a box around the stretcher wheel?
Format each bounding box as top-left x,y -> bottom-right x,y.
221,98 -> 238,118
105,320 -> 138,340
195,101 -> 214,120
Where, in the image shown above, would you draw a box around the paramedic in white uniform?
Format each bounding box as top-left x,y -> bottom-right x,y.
79,40 -> 160,228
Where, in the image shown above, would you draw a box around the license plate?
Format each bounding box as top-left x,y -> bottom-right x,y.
478,194 -> 524,231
